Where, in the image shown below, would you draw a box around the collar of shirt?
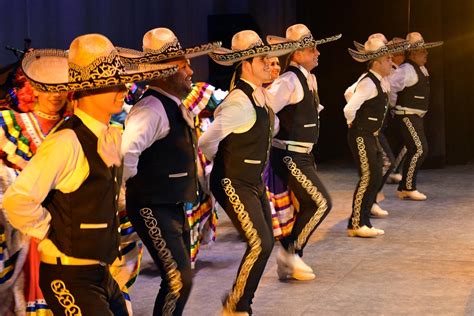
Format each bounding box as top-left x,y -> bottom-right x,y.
289,62 -> 310,78
240,78 -> 257,90
289,61 -> 317,91
149,86 -> 182,106
75,107 -> 107,138
369,69 -> 390,93
240,78 -> 266,107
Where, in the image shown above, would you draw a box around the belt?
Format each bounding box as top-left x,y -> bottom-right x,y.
41,253 -> 106,266
394,110 -> 424,116
272,141 -> 313,154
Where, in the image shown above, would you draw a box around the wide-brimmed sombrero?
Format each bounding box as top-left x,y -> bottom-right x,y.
348,37 -> 410,62
208,30 -> 300,66
353,33 -> 409,52
118,27 -> 222,64
266,23 -> 341,49
406,32 -> 443,50
21,33 -> 178,93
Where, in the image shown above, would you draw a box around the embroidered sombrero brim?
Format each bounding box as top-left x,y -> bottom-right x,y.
408,40 -> 444,50
21,49 -> 178,93
348,41 -> 410,62
208,41 -> 300,66
267,33 -> 342,48
117,42 -> 222,64
353,40 -> 410,52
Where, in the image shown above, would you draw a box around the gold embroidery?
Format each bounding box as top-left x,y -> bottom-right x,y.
50,280 -> 82,315
282,156 -> 328,249
221,178 -> 262,312
402,117 -> 423,190
351,137 -> 370,229
139,208 -> 182,316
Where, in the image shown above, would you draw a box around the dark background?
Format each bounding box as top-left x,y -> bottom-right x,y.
1,0 -> 472,165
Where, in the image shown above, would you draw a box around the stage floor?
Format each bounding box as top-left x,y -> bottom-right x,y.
131,163 -> 474,315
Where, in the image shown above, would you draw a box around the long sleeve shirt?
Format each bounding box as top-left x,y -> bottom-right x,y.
121,87 -> 182,181
388,62 -> 429,115
343,70 -> 390,124
198,79 -> 276,161
3,108 -> 106,241
264,62 -> 323,147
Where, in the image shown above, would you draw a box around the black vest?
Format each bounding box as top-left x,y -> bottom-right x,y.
126,89 -> 198,204
212,81 -> 273,184
275,66 -> 320,143
43,116 -> 121,264
397,59 -> 430,111
352,72 -> 389,133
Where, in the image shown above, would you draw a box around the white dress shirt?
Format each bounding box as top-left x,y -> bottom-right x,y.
264,62 -> 323,148
343,70 -> 390,124
3,108 -> 107,240
388,62 -> 429,115
198,79 -> 275,161
121,87 -> 182,181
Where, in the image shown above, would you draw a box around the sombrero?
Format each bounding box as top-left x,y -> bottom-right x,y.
348,37 -> 410,62
208,30 -> 300,66
266,24 -> 341,49
406,32 -> 443,50
353,33 -> 409,52
22,33 -> 178,93
118,27 -> 222,64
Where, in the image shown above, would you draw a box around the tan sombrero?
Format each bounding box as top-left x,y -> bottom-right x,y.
348,37 -> 410,62
406,32 -> 443,50
208,30 -> 300,66
21,34 -> 178,93
118,27 -> 222,64
266,23 -> 341,48
353,33 -> 409,52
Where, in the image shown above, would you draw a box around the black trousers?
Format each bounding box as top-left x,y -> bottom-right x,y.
270,147 -> 332,256
210,174 -> 274,314
347,129 -> 383,229
40,262 -> 128,316
127,202 -> 192,316
396,114 -> 428,191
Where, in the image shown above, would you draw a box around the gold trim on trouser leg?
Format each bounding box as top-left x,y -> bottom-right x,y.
351,137 -> 370,229
139,208 -> 182,316
402,117 -> 423,190
221,178 -> 262,312
282,156 -> 328,251
51,280 -> 82,315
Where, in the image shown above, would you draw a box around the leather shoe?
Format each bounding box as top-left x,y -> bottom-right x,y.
347,225 -> 379,238
276,248 -> 315,280
277,264 -> 316,281
386,173 -> 402,184
397,190 -> 427,201
371,203 -> 389,217
371,227 -> 385,235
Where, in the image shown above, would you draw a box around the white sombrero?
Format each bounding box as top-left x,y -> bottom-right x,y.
22,34 -> 178,93
353,33 -> 409,52
406,32 -> 443,50
118,27 -> 222,64
208,30 -> 300,66
348,37 -> 410,62
266,24 -> 341,48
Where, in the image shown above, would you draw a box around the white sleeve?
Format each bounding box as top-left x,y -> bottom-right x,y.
343,78 -> 376,124
121,96 -> 170,181
3,130 -> 86,239
264,72 -> 303,114
198,91 -> 254,161
344,73 -> 366,102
